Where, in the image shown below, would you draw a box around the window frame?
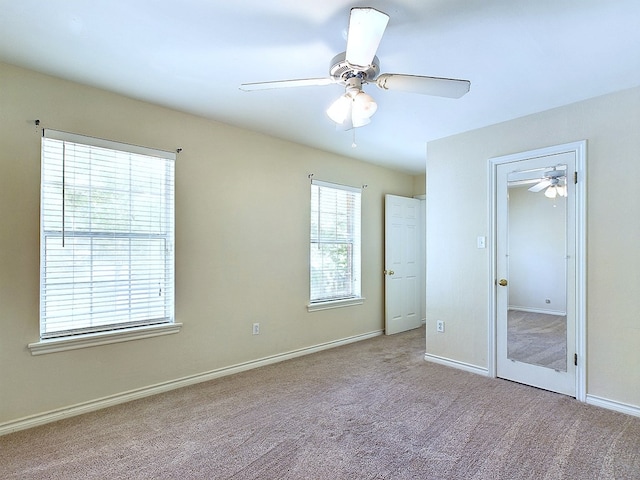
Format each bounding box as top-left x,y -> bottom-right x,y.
308,179 -> 364,312
29,130 -> 181,355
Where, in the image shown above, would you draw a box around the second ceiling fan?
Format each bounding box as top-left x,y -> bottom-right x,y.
528,169 -> 568,198
240,7 -> 471,130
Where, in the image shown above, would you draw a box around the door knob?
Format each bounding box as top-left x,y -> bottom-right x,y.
498,279 -> 508,286
384,270 -> 395,276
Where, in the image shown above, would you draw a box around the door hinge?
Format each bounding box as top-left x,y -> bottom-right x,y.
574,171 -> 578,184
574,353 -> 578,366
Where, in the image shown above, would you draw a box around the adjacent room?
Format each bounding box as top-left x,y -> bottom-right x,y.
1,1 -> 639,478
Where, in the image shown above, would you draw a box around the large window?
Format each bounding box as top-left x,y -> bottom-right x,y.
309,180 -> 362,309
36,130 -> 176,347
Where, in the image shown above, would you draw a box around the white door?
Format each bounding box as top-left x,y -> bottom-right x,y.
496,152 -> 577,396
385,194 -> 421,335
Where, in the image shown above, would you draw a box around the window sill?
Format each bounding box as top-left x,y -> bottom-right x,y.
307,297 -> 365,312
27,322 -> 183,356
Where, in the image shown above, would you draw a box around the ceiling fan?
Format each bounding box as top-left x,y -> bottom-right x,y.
239,7 -> 471,130
528,169 -> 568,198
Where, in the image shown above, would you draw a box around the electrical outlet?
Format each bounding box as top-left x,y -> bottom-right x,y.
436,320 -> 445,333
252,323 -> 260,335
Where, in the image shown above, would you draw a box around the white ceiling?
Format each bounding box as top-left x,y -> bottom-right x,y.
2,0 -> 640,174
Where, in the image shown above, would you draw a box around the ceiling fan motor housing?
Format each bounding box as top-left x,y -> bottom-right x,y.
546,169 -> 565,178
330,52 -> 380,85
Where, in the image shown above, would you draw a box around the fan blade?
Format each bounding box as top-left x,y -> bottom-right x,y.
528,179 -> 551,192
240,78 -> 334,91
345,7 -> 389,69
376,74 -> 470,98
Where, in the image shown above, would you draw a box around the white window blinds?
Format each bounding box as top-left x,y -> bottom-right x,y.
310,180 -> 361,303
40,130 -> 175,339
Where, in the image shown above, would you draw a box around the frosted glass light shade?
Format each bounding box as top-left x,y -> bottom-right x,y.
353,91 -> 377,118
326,95 -> 352,124
327,90 -> 377,127
544,185 -> 558,198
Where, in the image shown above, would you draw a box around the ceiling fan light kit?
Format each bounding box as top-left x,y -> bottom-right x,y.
528,168 -> 568,199
326,77 -> 377,129
543,179 -> 568,199
240,7 -> 471,130
544,186 -> 558,199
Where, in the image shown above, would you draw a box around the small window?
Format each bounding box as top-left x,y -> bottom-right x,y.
38,130 -> 176,343
309,180 -> 362,309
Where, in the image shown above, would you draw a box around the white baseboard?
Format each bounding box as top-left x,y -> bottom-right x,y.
424,353 -> 489,376
423,358 -> 640,419
1,329 -> 383,436
586,394 -> 640,418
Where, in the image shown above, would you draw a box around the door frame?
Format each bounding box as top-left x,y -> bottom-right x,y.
488,141 -> 587,401
415,194 -> 427,326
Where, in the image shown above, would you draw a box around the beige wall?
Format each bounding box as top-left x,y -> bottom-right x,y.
425,86 -> 640,408
413,174 -> 426,196
508,185 -> 566,313
0,62 -> 418,426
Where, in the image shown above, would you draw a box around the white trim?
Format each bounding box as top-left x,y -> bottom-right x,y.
28,323 -> 183,355
416,195 -> 427,328
426,359 -> 640,419
307,297 -> 365,312
4,329 -> 382,436
487,157 -> 497,378
574,141 -> 587,402
424,353 -> 489,376
488,140 -> 587,401
586,395 -> 640,418
311,178 -> 360,193
44,128 -> 176,160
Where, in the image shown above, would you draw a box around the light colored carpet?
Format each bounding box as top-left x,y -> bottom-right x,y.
508,310 -> 567,371
1,326 -> 639,479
